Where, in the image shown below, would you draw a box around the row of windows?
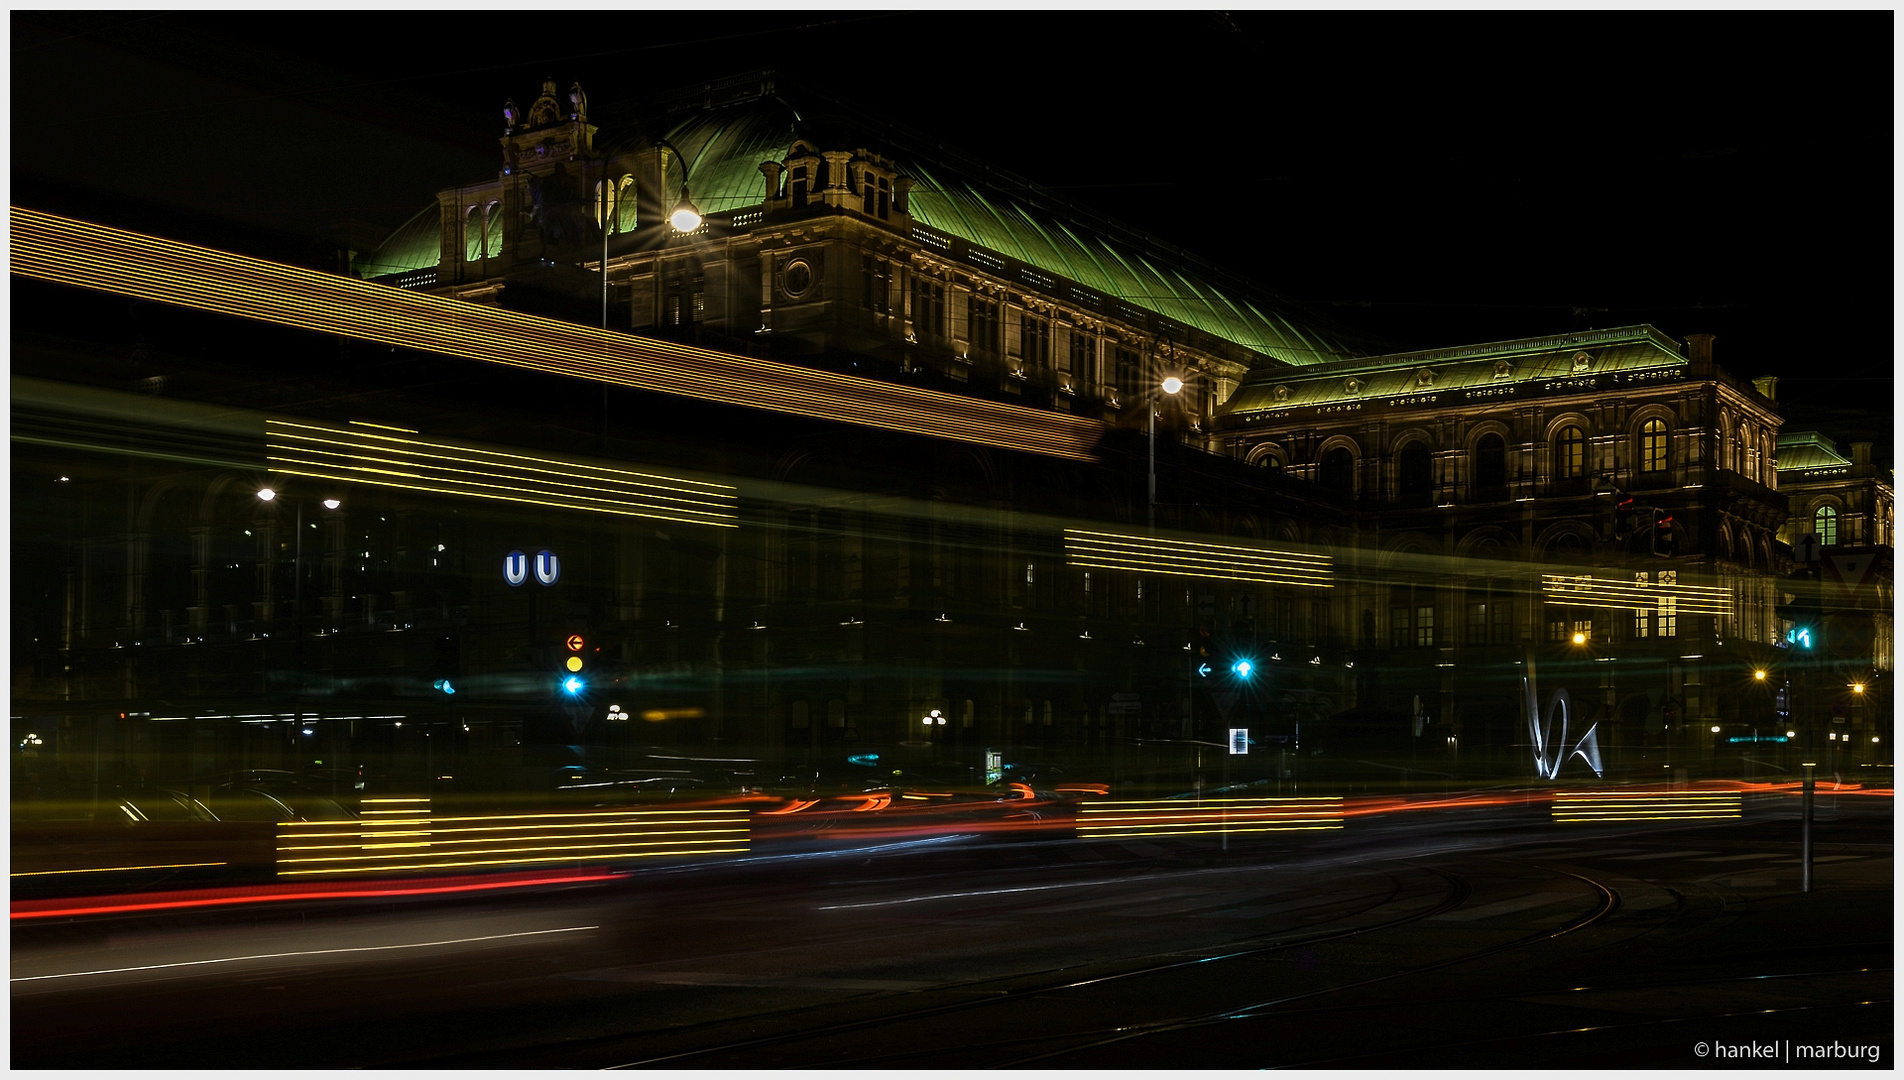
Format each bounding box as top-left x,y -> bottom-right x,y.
1307,421 -> 1672,497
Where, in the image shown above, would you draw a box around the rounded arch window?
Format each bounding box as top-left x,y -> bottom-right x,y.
1814,505 -> 1839,546
1320,448 -> 1354,494
1555,425 -> 1585,479
1475,433 -> 1506,490
1639,418 -> 1669,473
1398,442 -> 1433,496
464,205 -> 484,263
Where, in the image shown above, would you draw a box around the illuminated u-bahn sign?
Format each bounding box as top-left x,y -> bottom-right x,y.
504,549 -> 560,587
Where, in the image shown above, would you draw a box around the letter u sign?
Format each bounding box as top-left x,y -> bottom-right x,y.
505,549 -> 561,587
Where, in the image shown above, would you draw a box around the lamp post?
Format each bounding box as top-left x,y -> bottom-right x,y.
257,487 -> 340,779
1147,372 -> 1184,531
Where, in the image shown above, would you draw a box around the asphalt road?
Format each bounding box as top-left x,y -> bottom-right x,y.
11,794 -> 1891,1070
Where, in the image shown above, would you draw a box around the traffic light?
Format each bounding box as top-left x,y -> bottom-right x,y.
432,634 -> 460,694
1231,657 -> 1255,679
1615,496 -> 1637,538
560,632 -> 587,694
1651,511 -> 1677,557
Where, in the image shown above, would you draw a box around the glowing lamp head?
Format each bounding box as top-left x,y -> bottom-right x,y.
256,488 -> 277,502
1754,669 -> 1767,680
1711,725 -> 1722,733
1161,376 -> 1184,395
1852,683 -> 1866,694
669,188 -> 702,232
1571,632 -> 1587,645
322,498 -> 341,510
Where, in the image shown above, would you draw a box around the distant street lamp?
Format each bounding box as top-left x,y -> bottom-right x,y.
1148,368 -> 1185,530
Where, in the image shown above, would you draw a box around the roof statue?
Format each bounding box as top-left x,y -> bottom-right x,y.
503,97 -> 520,133
526,77 -> 562,128
568,82 -> 588,123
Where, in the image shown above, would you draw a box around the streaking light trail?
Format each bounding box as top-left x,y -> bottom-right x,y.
266,419 -> 738,527
9,208 -> 1102,462
1077,797 -> 1344,838
10,925 -> 598,983
1063,529 -> 1333,587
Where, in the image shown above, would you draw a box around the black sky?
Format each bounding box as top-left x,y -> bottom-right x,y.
11,11 -> 1892,429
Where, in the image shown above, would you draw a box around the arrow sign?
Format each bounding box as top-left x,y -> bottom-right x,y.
565,634 -> 585,652
1198,662 -> 1212,677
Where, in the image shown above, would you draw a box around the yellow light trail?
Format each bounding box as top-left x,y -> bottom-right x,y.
1077,797 -> 1344,838
265,419 -> 738,527
1541,574 -> 1733,617
276,808 -> 750,876
1063,529 -> 1333,587
10,208 -> 1102,462
1552,791 -> 1742,823
11,862 -> 228,877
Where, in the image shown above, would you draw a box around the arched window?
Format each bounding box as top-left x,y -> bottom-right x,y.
617,176 -> 637,233
1556,426 -> 1585,479
1475,434 -> 1506,492
1734,426 -> 1748,475
1398,442 -> 1433,497
1815,506 -> 1839,546
464,206 -> 484,263
1640,419 -> 1669,473
1321,448 -> 1354,494
483,201 -> 504,258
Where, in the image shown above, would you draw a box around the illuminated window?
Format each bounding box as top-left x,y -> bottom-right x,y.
1640,419 -> 1669,473
1815,505 -> 1839,546
1556,426 -> 1585,479
1657,570 -> 1678,637
484,201 -> 504,258
1415,604 -> 1435,647
1633,571 -> 1651,638
464,206 -> 484,263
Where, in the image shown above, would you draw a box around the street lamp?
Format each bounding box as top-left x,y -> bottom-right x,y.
1148,369 -> 1184,530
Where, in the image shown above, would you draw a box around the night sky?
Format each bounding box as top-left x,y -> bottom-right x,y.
12,11 -> 1892,440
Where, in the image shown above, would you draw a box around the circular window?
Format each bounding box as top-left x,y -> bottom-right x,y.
783,259 -> 813,298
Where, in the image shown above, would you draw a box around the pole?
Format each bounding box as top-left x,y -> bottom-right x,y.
1801,759 -> 1815,893
1147,400 -> 1156,531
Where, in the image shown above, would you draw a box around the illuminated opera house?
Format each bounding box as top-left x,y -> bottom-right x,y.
10,71 -> 1890,803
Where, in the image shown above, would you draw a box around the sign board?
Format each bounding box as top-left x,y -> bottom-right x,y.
1229,727 -> 1249,755
1825,552 -> 1877,600
1794,533 -> 1822,563
984,749 -> 1003,786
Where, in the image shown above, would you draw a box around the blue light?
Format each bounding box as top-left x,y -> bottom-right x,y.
433,678 -> 456,695
561,675 -> 585,695
847,753 -> 881,767
1787,627 -> 1813,649
1233,659 -> 1254,678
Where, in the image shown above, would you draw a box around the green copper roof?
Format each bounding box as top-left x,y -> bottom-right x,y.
360,205 -> 440,280
362,81 -> 1365,366
1775,431 -> 1849,472
1221,325 -> 1689,419
660,93 -> 1362,366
